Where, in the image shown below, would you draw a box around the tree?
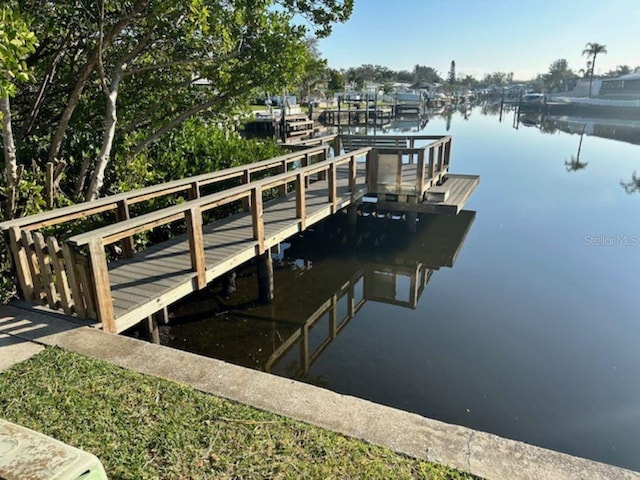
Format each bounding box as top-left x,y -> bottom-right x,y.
543,59 -> 574,92
6,0 -> 353,203
327,68 -> 344,93
0,5 -> 38,219
582,42 -> 607,97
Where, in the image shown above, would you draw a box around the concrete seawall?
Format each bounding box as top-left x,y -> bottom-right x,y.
1,303 -> 639,480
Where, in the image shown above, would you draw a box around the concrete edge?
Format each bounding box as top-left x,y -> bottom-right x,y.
1,304 -> 639,480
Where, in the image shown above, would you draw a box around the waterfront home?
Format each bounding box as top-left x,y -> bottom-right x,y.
600,71 -> 640,100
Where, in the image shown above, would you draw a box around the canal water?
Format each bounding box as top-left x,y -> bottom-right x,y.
162,105 -> 640,471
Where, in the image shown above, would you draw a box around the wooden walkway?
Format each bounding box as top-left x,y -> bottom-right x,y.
107,166 -> 368,332
0,134 -> 478,334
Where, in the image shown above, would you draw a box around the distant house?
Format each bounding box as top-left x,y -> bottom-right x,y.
600,71 -> 640,99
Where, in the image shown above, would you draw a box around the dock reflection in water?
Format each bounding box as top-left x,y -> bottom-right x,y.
163,211 -> 475,383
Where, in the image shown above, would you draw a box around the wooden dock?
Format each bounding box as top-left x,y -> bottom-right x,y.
1,134 -> 478,334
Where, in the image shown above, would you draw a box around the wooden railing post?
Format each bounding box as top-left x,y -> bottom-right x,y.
396,151 -> 403,193
241,170 -> 251,211
185,207 -> 206,289
428,146 -> 436,184
8,227 -> 34,301
333,135 -> 342,157
366,149 -> 377,189
437,143 -> 445,174
116,199 -> 135,258
296,172 -> 306,230
328,163 -> 337,212
188,181 -> 201,200
349,154 -> 357,200
87,239 -> 116,333
416,149 -> 426,195
251,186 -> 265,254
444,138 -> 452,169
279,160 -> 287,196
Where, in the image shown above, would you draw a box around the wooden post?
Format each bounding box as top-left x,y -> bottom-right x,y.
428,146 -> 436,184
407,211 -> 418,233
46,236 -> 73,315
328,163 -> 337,212
349,154 -> 357,200
88,239 -> 116,333
251,186 -> 265,254
143,315 -> 160,344
241,170 -> 251,211
416,149 -> 426,195
437,144 -> 445,175
8,227 -> 34,301
279,160 -> 287,196
185,207 -> 206,289
296,172 -> 306,230
333,136 -> 342,157
347,204 -> 358,233
257,249 -> 274,304
444,138 -> 452,169
116,199 -> 135,258
188,180 -> 201,200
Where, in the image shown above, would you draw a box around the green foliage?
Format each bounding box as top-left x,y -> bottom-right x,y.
115,118 -> 282,191
0,348 -> 478,479
0,242 -> 16,303
0,5 -> 38,98
543,58 -> 574,92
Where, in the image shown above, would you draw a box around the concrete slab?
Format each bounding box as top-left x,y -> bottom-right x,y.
1,303 -> 639,480
0,334 -> 43,371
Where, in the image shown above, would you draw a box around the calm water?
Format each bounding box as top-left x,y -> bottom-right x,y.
163,105 -> 640,471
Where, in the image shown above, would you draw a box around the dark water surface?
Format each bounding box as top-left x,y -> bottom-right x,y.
164,106 -> 640,471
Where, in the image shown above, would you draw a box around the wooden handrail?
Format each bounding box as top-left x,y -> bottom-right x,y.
0,145 -> 329,232
68,148 -> 371,248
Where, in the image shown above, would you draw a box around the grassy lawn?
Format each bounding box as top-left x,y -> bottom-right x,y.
0,348 -> 478,479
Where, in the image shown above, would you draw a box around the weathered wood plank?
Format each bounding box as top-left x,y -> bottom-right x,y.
46,236 -> 73,315
20,229 -> 44,302
32,232 -> 58,308
61,243 -> 87,318
7,227 -> 34,301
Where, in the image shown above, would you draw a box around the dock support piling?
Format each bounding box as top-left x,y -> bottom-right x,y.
143,315 -> 160,344
257,250 -> 274,304
347,204 -> 358,234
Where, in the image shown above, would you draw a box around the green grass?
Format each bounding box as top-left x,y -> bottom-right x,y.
0,348 -> 478,479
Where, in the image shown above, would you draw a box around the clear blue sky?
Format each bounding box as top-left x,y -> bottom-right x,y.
317,0 -> 639,80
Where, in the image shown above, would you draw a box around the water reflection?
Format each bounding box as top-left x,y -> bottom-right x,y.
268,211 -> 475,379
165,211 -> 475,379
519,113 -> 640,146
564,124 -> 588,172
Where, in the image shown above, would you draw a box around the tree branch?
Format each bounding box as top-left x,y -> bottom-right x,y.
47,0 -> 150,163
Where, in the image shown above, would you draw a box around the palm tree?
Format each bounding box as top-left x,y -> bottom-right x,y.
582,43 -> 607,97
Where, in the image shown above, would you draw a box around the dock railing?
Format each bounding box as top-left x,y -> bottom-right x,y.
2,147 -> 370,332
341,135 -> 452,197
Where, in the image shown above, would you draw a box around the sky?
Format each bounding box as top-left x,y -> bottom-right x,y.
316,0 -> 640,81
